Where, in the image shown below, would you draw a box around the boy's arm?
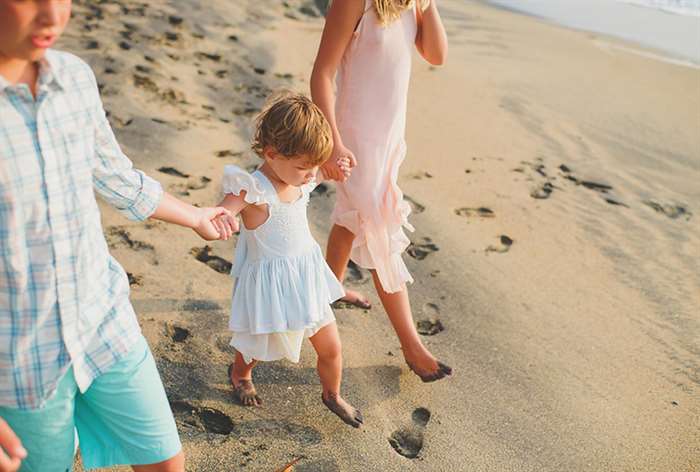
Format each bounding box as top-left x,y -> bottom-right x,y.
86,67 -> 229,240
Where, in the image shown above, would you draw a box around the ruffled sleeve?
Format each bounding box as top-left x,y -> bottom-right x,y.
221,165 -> 269,205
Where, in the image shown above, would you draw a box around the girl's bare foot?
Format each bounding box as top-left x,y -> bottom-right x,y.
403,348 -> 452,383
338,288 -> 371,309
321,392 -> 363,428
228,363 -> 262,406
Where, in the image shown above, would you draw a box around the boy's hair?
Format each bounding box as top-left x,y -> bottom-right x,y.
252,91 -> 333,166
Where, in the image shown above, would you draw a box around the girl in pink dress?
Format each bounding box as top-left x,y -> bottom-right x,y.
311,0 -> 452,382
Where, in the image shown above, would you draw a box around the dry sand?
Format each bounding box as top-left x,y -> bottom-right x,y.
58,0 -> 699,470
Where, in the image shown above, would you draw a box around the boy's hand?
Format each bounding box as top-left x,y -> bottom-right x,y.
0,418 -> 26,472
212,213 -> 239,241
192,207 -> 233,241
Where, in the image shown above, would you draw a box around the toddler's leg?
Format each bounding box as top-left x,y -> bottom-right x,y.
228,352 -> 261,406
309,323 -> 363,428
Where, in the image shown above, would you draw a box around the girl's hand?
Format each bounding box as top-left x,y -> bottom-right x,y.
212,213 -> 239,241
192,207 -> 233,241
322,143 -> 356,182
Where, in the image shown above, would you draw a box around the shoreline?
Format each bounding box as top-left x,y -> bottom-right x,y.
480,0 -> 700,67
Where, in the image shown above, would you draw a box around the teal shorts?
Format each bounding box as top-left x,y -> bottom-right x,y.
0,335 -> 181,471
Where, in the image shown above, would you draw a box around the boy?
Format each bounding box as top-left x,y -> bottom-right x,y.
0,1 -> 236,470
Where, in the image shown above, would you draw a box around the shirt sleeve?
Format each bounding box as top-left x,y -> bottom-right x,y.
86,64 -> 163,221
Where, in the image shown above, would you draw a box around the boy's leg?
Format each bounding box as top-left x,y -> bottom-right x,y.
74,335 -> 183,472
0,369 -> 79,472
308,323 -> 363,428
228,352 -> 261,406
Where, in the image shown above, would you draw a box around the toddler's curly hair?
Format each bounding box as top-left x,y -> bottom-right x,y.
252,91 -> 333,166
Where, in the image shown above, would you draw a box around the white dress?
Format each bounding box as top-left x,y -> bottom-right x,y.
222,166 -> 345,363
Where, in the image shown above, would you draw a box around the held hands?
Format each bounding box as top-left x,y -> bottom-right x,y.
211,212 -> 239,241
321,143 -> 356,182
0,418 -> 26,472
192,207 -> 238,241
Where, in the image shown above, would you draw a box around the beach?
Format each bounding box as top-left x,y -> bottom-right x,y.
58,0 -> 699,470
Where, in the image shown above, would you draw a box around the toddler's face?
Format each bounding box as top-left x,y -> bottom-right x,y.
267,152 -> 321,187
0,0 -> 72,63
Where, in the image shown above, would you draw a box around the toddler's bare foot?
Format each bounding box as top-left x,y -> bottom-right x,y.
228,363 -> 262,406
321,392 -> 363,428
338,289 -> 371,309
404,349 -> 452,383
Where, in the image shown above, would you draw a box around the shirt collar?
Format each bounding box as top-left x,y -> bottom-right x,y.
0,49 -> 65,94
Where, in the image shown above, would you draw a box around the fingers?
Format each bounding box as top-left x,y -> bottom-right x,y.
0,451 -> 22,472
0,419 -> 25,472
347,151 -> 357,168
225,215 -> 240,234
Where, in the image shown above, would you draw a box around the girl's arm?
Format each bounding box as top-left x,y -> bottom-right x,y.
310,0 -> 365,181
415,0 -> 448,65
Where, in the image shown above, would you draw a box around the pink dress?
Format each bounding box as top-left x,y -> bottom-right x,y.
333,0 -> 418,294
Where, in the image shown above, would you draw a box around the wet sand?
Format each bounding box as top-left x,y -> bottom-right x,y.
59,0 -> 699,470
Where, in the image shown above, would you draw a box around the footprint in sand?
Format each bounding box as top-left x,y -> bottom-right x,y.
389,407 -> 431,459
169,400 -> 234,435
485,235 -> 514,254
169,176 -> 212,196
530,181 -> 554,199
455,206 -> 494,218
643,200 -> 692,221
416,303 -> 444,336
407,238 -> 439,260
126,272 -> 142,286
105,227 -> 156,262
190,246 -> 233,274
404,195 -> 425,214
166,324 -> 190,343
158,166 -> 190,178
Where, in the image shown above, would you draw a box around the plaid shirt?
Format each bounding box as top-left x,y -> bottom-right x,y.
0,50 -> 163,409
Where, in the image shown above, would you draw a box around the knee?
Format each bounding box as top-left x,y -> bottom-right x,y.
319,342 -> 342,363
150,450 -> 185,472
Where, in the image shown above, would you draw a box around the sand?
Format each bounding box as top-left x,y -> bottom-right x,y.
56,0 -> 699,470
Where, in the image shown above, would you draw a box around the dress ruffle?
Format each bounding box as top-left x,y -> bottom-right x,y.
229,245 -> 344,335
332,145 -> 415,293
221,165 -> 270,205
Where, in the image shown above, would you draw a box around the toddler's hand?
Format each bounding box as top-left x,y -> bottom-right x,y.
212,213 -> 239,241
336,156 -> 352,180
192,207 -> 233,241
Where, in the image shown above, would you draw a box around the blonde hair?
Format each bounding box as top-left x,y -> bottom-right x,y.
252,91 -> 333,166
373,0 -> 430,26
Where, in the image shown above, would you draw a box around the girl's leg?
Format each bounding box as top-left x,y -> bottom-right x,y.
371,271 -> 452,382
309,323 -> 363,428
228,351 -> 261,406
326,224 -> 371,309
